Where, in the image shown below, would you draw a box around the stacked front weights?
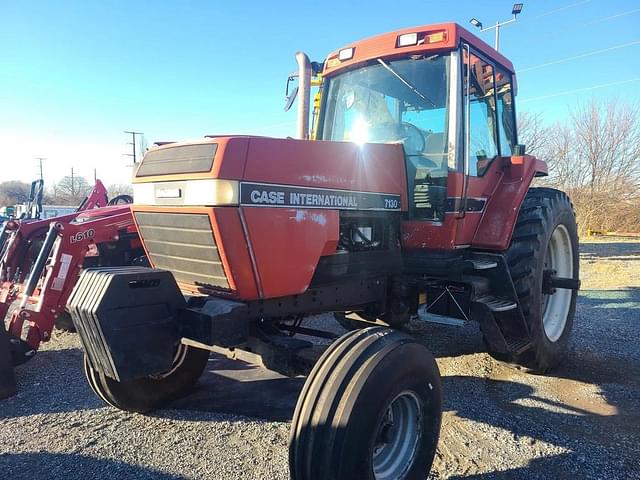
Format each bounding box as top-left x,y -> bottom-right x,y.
67,267 -> 209,413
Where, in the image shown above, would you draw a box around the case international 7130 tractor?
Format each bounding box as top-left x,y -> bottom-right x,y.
68,23 -> 580,480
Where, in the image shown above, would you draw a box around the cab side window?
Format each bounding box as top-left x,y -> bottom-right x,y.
496,68 -> 516,156
463,50 -> 499,176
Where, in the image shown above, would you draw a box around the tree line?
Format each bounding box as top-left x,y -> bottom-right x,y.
519,99 -> 640,234
0,177 -> 132,208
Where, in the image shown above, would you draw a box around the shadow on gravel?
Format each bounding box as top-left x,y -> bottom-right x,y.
0,347 -> 102,420
446,286 -> 640,479
443,374 -> 637,479
0,452 -> 184,479
161,353 -> 304,422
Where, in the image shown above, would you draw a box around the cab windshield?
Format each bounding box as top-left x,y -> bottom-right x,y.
321,54 -> 451,221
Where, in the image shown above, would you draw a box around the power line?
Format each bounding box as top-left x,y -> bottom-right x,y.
519,77 -> 640,103
519,40 -> 640,72
525,0 -> 593,22
583,7 -> 640,26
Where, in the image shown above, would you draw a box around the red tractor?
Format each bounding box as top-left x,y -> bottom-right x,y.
68,23 -> 579,480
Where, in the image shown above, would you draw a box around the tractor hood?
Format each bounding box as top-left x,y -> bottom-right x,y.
132,136 -> 408,211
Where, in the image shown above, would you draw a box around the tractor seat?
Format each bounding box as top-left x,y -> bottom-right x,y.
423,132 -> 447,168
407,132 -> 448,173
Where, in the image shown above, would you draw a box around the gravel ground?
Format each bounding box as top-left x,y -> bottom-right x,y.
1,241 -> 639,479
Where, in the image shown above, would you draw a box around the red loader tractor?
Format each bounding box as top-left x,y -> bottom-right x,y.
1,182 -> 143,373
68,23 -> 580,480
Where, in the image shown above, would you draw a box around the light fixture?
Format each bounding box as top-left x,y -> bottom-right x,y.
469,18 -> 483,29
338,47 -> 354,61
512,3 -> 523,15
397,32 -> 418,47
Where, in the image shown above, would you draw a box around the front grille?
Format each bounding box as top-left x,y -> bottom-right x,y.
134,211 -> 229,289
136,144 -> 217,177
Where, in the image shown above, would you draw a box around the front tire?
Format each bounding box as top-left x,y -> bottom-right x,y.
289,327 -> 442,480
502,187 -> 579,372
84,345 -> 210,412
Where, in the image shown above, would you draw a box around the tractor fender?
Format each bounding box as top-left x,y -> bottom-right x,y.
472,155 -> 548,251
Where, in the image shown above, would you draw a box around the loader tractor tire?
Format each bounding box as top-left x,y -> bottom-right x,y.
107,194 -> 133,205
289,327 -> 442,480
83,345 -> 210,413
501,187 -> 579,372
54,312 -> 76,332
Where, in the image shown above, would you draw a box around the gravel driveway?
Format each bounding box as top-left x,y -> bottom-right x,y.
1,241 -> 639,479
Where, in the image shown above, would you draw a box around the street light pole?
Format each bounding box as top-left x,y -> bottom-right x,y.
470,3 -> 524,51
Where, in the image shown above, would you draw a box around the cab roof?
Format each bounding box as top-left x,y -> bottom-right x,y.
323,22 -> 516,77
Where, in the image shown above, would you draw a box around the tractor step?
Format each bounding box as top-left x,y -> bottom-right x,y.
469,259 -> 498,270
417,306 -> 466,326
475,295 -> 517,312
506,338 -> 531,354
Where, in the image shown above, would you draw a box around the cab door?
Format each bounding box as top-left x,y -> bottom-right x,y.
454,44 -> 517,247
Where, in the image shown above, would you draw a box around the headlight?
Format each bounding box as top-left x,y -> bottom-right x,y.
133,179 -> 239,206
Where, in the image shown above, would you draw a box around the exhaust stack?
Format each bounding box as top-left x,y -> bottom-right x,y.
295,51 -> 311,140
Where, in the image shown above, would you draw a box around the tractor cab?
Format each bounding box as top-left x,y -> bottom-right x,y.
292,23 -> 535,251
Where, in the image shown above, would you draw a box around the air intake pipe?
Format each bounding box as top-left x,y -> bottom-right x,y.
296,51 -> 312,140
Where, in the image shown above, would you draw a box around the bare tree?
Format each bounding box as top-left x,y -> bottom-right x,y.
107,184 -> 133,198
47,176 -> 92,206
0,181 -> 31,207
571,99 -> 640,193
517,111 -> 551,157
533,99 -> 640,233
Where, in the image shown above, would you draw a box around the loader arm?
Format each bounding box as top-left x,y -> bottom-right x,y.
6,206 -> 141,362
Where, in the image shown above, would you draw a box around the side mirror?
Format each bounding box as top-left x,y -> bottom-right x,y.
513,144 -> 526,155
284,85 -> 298,112
284,74 -> 299,112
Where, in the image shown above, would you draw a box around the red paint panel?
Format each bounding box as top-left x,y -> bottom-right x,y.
472,156 -> 547,250
242,137 -> 408,211
241,207 -> 339,299
212,136 -> 249,180
211,207 -> 258,300
402,218 -> 457,250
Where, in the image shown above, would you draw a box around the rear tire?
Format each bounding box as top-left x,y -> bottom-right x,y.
83,345 -> 210,412
500,187 -> 579,372
289,327 -> 442,480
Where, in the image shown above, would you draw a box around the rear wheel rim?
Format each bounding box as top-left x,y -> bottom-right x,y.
542,224 -> 573,342
372,390 -> 423,480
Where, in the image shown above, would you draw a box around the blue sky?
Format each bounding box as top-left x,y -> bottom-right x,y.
1,0 -> 639,185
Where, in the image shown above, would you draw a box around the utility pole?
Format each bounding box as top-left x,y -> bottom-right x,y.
94,168 -> 97,183
71,167 -> 75,196
35,157 -> 46,181
470,3 -> 524,51
124,131 -> 144,165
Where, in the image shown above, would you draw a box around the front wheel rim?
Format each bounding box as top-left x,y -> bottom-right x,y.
542,224 -> 574,342
372,390 -> 423,480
